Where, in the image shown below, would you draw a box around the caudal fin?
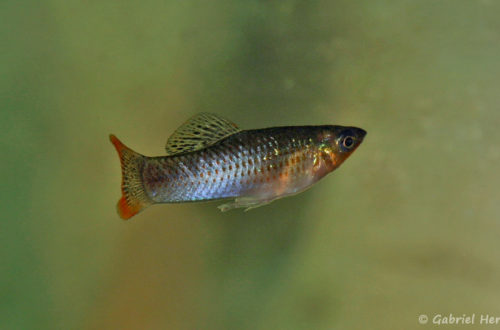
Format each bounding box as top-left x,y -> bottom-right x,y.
109,134 -> 152,220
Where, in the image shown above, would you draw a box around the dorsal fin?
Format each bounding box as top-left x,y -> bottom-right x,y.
165,113 -> 241,155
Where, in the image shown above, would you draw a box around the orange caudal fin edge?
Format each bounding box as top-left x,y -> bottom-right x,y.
109,134 -> 152,220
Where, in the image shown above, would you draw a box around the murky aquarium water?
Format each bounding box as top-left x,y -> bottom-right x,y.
2,1 -> 499,329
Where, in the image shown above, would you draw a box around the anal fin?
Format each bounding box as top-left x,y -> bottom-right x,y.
218,196 -> 276,212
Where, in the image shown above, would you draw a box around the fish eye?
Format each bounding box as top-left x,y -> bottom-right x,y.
342,136 -> 355,149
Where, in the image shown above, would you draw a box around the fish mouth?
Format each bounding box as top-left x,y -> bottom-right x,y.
352,128 -> 367,148
355,127 -> 367,140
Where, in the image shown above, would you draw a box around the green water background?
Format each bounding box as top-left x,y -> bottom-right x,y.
2,1 -> 499,329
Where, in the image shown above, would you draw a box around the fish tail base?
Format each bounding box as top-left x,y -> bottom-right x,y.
110,134 -> 152,220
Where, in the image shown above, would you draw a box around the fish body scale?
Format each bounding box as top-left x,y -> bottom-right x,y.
143,128 -> 320,203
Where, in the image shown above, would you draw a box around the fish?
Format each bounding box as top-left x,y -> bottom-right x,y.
110,113 -> 366,220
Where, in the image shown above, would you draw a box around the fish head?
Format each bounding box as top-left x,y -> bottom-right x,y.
316,125 -> 367,172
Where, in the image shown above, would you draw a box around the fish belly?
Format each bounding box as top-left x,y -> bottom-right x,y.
142,149 -> 318,205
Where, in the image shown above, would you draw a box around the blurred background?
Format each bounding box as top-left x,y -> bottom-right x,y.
2,0 -> 499,329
